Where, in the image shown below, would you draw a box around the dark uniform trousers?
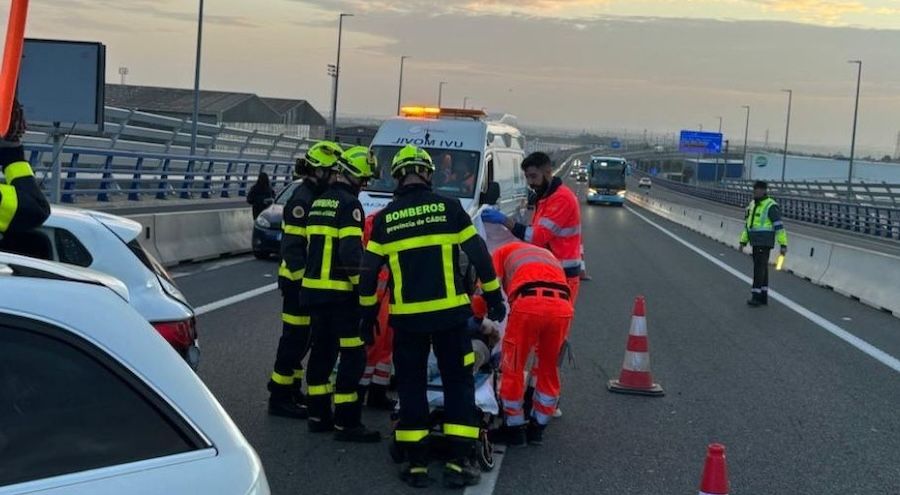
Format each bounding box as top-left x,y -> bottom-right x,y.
270,280 -> 311,390
752,246 -> 771,301
394,322 -> 476,462
306,302 -> 366,428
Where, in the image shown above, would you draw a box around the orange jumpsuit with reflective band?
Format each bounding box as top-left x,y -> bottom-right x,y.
494,241 -> 573,426
360,213 -> 393,387
523,178 -> 582,303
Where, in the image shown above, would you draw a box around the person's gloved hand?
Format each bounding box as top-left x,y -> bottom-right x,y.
1,100 -> 26,149
359,316 -> 377,346
481,208 -> 508,225
779,245 -> 787,255
487,302 -> 506,323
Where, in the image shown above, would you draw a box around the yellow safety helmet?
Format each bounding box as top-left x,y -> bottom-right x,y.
305,141 -> 343,168
337,146 -> 376,180
390,145 -> 434,178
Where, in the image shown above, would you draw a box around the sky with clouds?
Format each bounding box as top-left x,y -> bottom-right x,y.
7,0 -> 900,154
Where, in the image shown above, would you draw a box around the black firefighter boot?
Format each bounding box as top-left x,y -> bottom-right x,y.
400,441 -> 433,489
333,401 -> 381,443
443,440 -> 481,488
366,383 -> 397,411
526,421 -> 545,446
267,382 -> 308,419
747,292 -> 764,307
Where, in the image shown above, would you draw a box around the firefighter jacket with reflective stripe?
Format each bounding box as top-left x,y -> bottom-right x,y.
740,196 -> 788,248
0,147 -> 50,235
512,177 -> 582,278
278,180 -> 319,282
301,182 -> 364,305
359,184 -> 503,333
492,241 -> 568,305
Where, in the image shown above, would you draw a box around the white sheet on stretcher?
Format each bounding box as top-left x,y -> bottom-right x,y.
426,372 -> 499,416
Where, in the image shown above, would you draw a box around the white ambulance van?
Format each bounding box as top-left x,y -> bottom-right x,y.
361,107 -> 528,217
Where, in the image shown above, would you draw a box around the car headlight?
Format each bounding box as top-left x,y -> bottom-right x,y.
588,188 -> 597,195
256,216 -> 272,229
617,190 -> 626,197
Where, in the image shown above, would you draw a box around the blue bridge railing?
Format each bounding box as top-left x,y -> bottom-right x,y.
637,172 -> 900,241
24,144 -> 296,204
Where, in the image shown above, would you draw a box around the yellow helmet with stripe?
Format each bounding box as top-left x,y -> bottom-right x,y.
390,145 -> 434,178
337,146 -> 376,180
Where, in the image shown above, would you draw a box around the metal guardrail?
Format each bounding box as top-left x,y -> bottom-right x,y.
636,171 -> 900,241
718,179 -> 900,207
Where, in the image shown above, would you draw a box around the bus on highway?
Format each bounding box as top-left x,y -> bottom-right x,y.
586,156 -> 628,206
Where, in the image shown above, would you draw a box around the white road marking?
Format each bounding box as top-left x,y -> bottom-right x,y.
626,205 -> 900,375
171,255 -> 257,279
464,448 -> 507,495
194,283 -> 278,316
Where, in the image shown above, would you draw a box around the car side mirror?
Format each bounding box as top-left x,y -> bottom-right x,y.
480,181 -> 501,205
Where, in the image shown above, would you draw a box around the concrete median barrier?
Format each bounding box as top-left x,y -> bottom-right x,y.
627,192 -> 900,318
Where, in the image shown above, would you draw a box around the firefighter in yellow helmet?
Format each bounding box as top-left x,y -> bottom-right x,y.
0,100 -> 50,239
302,145 -> 381,442
267,141 -> 343,419
359,145 -> 506,488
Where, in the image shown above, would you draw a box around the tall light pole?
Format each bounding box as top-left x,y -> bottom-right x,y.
463,96 -> 470,109
742,105 -> 751,180
437,81 -> 447,107
330,12 -> 353,141
847,60 -> 862,198
781,89 -> 793,182
190,0 -> 204,158
396,55 -> 409,116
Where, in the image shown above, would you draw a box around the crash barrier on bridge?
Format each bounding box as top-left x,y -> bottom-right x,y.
698,444 -> 730,495
23,144 -> 296,204
128,208 -> 253,267
718,178 -> 900,207
632,172 -> 900,242
628,192 -> 900,318
21,106 -> 312,203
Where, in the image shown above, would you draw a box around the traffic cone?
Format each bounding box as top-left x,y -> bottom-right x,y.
698,443 -> 729,495
607,296 -> 664,396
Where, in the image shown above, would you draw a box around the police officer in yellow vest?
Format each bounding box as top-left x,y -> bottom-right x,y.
739,181 -> 788,307
302,146 -> 381,443
267,141 -> 342,419
359,145 -> 506,488
0,101 -> 50,238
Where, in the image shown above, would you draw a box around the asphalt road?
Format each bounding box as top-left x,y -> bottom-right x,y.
170,186 -> 900,494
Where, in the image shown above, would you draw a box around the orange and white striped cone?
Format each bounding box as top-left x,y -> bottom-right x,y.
607,296 -> 664,396
698,443 -> 729,495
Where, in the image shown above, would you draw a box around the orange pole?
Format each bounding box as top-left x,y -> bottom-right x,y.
0,0 -> 29,136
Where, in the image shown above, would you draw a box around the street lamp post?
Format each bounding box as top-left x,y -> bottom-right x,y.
781,89 -> 793,183
190,0 -> 204,159
848,60 -> 862,199
438,81 -> 447,107
396,55 -> 409,115
463,96 -> 470,109
330,13 -> 353,141
742,105 -> 751,180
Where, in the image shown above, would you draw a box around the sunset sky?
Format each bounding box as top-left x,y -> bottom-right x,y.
8,0 -> 900,154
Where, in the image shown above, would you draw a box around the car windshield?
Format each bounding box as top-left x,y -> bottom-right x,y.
590,161 -> 627,187
275,182 -> 300,205
367,146 -> 481,198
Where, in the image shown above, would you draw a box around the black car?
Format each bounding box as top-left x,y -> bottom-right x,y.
251,180 -> 301,259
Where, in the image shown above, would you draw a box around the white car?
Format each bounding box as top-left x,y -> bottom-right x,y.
638,177 -> 652,188
0,253 -> 269,495
0,206 -> 198,367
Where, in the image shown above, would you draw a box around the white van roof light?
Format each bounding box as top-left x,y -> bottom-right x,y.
400,106 -> 487,120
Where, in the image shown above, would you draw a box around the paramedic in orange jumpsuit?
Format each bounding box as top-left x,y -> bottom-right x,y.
493,241 -> 573,447
359,212 -> 395,410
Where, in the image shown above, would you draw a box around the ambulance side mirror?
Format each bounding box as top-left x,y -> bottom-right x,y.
480,181 -> 500,205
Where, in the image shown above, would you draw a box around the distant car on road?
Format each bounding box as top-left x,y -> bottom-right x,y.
639,177 -> 652,188
252,180 -> 301,260
0,253 -> 270,495
576,166 -> 588,182
0,206 -> 199,368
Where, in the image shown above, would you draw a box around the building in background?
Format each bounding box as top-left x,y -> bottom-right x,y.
105,85 -> 326,139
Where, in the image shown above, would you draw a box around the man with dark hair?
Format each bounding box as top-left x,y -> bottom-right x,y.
481,151 -> 583,300
739,181 -> 788,307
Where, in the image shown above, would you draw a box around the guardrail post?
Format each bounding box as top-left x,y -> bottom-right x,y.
221,161 -> 234,198
238,162 -> 251,197
181,155 -> 196,200
201,158 -> 215,199
156,158 -> 172,200
129,157 -> 145,201
98,154 -> 115,202
61,152 -> 79,204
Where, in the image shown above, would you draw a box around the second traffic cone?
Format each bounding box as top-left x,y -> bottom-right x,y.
607,296 -> 664,396
698,443 -> 729,495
